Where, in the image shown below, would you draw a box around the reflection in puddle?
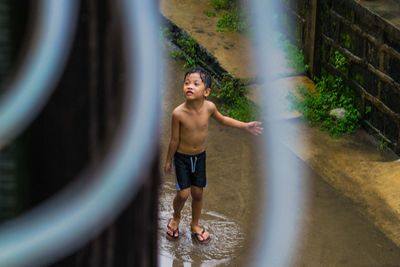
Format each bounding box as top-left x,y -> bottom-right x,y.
159,181 -> 245,266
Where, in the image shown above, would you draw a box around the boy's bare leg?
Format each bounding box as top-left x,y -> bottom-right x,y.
169,188 -> 190,229
190,186 -> 209,241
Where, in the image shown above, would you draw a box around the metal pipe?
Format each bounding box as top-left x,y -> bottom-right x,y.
0,1 -> 160,266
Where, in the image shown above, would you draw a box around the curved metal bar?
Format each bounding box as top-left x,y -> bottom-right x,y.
0,1 -> 160,267
0,1 -> 78,148
249,1 -> 307,267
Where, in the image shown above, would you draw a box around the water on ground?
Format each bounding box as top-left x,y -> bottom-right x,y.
158,49 -> 400,266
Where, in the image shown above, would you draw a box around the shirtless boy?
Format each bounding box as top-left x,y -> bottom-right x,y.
164,67 -> 263,243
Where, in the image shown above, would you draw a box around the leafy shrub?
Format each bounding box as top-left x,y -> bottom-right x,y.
290,51 -> 361,137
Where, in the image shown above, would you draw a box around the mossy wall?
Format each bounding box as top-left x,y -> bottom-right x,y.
285,0 -> 400,154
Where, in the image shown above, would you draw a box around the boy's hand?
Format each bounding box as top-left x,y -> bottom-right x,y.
245,121 -> 263,136
164,161 -> 173,175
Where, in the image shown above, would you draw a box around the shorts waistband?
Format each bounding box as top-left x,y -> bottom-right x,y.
175,151 -> 206,157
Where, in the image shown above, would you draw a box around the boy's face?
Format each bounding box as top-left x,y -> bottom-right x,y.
183,73 -> 210,100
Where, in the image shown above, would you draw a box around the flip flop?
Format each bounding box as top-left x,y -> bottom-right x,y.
166,219 -> 179,240
191,228 -> 211,244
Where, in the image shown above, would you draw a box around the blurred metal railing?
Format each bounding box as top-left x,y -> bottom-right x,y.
0,0 -> 160,266
249,1 -> 305,267
0,0 -> 78,149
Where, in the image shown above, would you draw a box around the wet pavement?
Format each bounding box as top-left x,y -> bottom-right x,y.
158,50 -> 400,266
159,0 -> 400,260
159,49 -> 261,266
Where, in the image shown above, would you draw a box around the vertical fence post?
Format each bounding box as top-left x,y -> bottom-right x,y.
305,0 -> 318,75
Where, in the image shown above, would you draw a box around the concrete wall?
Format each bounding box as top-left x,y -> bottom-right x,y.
286,0 -> 400,154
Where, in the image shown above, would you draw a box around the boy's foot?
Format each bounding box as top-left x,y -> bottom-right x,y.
191,226 -> 211,244
166,218 -> 179,240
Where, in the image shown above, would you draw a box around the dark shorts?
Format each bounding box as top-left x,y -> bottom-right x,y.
174,151 -> 207,191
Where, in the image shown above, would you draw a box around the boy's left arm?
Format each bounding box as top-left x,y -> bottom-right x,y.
211,102 -> 263,136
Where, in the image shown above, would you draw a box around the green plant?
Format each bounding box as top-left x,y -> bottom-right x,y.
341,32 -> 352,49
171,34 -> 200,69
207,0 -> 247,32
209,0 -> 233,10
330,50 -> 348,73
377,137 -> 389,152
280,36 -> 309,73
215,75 -> 246,103
216,9 -> 246,32
204,10 -> 217,17
290,51 -> 361,137
170,50 -> 184,60
214,75 -> 257,121
161,26 -> 172,40
176,35 -> 197,57
162,23 -> 258,121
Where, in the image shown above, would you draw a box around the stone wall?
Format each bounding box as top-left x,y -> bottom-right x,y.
286,0 -> 400,154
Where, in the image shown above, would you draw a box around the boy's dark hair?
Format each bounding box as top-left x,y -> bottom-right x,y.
184,67 -> 212,88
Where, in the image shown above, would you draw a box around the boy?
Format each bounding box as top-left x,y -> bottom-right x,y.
164,67 -> 263,243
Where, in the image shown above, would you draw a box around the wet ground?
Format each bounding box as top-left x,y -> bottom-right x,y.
158,49 -> 400,266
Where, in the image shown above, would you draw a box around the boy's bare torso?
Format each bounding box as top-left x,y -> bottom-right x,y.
174,100 -> 214,155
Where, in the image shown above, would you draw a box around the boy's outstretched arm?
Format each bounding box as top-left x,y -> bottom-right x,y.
164,111 -> 180,174
210,102 -> 263,135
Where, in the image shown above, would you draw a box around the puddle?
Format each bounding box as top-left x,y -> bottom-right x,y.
158,181 -> 246,266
